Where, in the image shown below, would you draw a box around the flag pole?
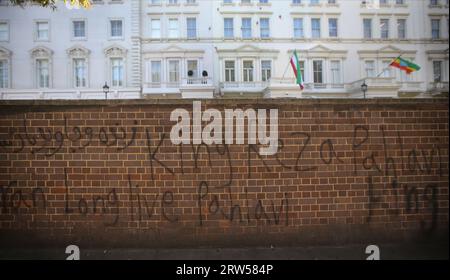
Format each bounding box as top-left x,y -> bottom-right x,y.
281,51 -> 295,83
375,53 -> 404,78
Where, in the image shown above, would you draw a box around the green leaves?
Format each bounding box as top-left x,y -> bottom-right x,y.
8,0 -> 92,9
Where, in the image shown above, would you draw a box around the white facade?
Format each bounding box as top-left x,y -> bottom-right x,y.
0,0 -> 449,99
0,0 -> 141,99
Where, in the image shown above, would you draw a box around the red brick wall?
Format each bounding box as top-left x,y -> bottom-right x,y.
0,99 -> 448,248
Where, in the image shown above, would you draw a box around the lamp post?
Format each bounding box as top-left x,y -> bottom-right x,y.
361,80 -> 368,99
103,82 -> 109,100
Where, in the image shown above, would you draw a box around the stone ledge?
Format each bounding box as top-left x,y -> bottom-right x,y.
0,98 -> 448,107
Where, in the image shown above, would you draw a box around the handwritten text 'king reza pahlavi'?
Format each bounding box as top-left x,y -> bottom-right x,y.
170,101 -> 279,155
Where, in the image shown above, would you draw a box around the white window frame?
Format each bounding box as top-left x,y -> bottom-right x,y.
186,17 -> 197,39
298,60 -> 306,82
380,18 -> 390,39
150,18 -> 161,39
261,59 -> 272,82
241,18 -> 252,39
259,18 -> 270,39
186,59 -> 199,79
224,60 -> 236,82
242,59 -> 254,82
73,58 -> 87,88
0,21 -> 9,42
363,18 -> 373,39
311,18 -> 321,38
293,18 -> 304,38
0,51 -> 11,88
364,60 -> 376,77
31,47 -> 53,88
397,18 -> 407,39
104,45 -> 127,88
224,18 -> 234,38
380,59 -> 393,78
328,18 -> 338,38
110,57 -> 124,87
36,59 -> 50,88
431,18 -> 441,39
312,59 -> 324,84
432,60 -> 443,82
109,18 -> 124,40
72,19 -> 87,40
34,20 -> 50,42
67,46 -> 90,88
150,60 -> 162,84
329,60 -> 342,84
168,18 -> 180,39
167,59 -> 181,84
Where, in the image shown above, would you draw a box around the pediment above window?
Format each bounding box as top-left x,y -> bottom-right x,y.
358,45 -> 416,59
30,46 -> 53,58
307,45 -> 334,53
426,48 -> 449,60
67,45 -> 90,57
234,45 -> 267,53
151,45 -> 203,54
217,44 -> 279,58
288,45 -> 347,59
163,45 -> 190,53
0,46 -> 12,59
104,44 -> 127,57
143,45 -> 204,58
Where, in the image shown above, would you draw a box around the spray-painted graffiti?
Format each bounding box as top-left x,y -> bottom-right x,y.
0,112 -> 447,234
0,117 -> 138,156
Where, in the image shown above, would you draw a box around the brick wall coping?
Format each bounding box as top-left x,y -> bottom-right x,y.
0,98 -> 448,108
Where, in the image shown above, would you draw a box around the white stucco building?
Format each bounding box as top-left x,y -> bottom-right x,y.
0,0 -> 141,99
0,0 -> 448,99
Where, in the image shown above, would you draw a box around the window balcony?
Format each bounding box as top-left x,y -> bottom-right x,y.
268,78 -> 345,89
143,77 -> 214,99
348,77 -> 401,98
184,77 -> 211,85
181,77 -> 215,98
0,88 -> 141,100
427,81 -> 449,96
218,81 -> 268,97
144,77 -> 212,89
398,81 -> 424,93
221,81 -> 267,88
261,78 -> 347,98
219,81 -> 268,93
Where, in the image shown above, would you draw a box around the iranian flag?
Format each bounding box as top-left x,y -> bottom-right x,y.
290,50 -> 304,90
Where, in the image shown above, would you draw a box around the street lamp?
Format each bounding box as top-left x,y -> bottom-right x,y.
103,82 -> 109,100
361,80 -> 368,99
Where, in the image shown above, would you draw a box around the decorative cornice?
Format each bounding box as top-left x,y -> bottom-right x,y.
0,46 -> 12,59
358,45 -> 416,56
426,48 -> 449,60
104,44 -> 128,57
66,45 -> 91,57
288,44 -> 347,58
29,46 -> 53,58
216,44 -> 279,55
142,45 -> 205,59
